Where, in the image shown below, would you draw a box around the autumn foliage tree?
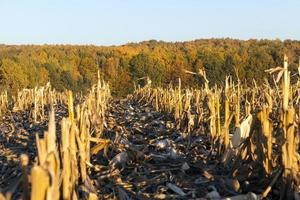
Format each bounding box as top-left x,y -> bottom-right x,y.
0,39 -> 300,96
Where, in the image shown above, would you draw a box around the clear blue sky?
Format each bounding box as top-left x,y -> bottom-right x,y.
0,0 -> 299,45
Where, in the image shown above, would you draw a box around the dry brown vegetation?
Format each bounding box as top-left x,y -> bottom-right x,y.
133,56 -> 300,199
0,75 -> 110,200
0,56 -> 300,199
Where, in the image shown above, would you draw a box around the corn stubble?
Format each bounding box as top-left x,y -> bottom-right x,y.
133,55 -> 300,199
0,56 -> 300,199
0,75 -> 110,200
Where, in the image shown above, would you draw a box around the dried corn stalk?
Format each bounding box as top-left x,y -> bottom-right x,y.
0,91 -> 8,117
22,77 -> 110,200
130,55 -> 300,199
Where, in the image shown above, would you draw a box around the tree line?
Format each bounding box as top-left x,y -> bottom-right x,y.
0,39 -> 300,96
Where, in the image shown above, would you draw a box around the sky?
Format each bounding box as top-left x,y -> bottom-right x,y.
0,0 -> 299,45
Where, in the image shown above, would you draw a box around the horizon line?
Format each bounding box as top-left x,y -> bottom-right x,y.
1,37 -> 299,47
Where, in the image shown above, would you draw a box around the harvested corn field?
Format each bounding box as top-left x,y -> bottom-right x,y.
1,56 -> 300,200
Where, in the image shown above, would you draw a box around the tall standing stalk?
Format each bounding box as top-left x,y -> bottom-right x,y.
235,80 -> 240,127
280,55 -> 299,198
223,77 -> 231,150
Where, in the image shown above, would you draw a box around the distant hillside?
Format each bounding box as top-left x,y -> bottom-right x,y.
1,39 -> 300,96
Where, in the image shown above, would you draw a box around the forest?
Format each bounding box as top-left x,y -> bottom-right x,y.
1,39 -> 300,96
